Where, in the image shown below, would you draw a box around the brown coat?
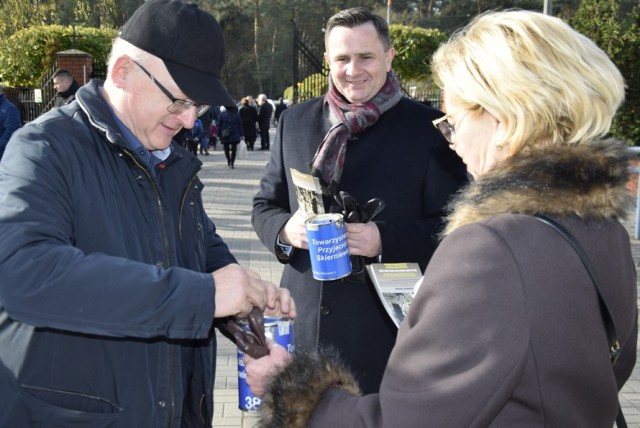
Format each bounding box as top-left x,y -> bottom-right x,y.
259,140 -> 638,427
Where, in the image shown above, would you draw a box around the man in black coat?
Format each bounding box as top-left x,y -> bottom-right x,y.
252,7 -> 468,394
257,94 -> 273,150
52,68 -> 80,108
274,97 -> 287,125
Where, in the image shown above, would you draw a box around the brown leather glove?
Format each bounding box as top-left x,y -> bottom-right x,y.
219,307 -> 270,358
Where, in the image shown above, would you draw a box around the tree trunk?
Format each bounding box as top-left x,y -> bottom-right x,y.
269,26 -> 277,97
253,0 -> 263,94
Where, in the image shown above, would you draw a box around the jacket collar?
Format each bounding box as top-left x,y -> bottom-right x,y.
75,79 -> 130,148
444,140 -> 633,235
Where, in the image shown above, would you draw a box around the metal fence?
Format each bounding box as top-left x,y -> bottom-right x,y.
4,63 -> 58,124
628,146 -> 640,238
402,86 -> 442,108
292,20 -> 327,105
4,57 -> 106,125
291,20 -> 442,107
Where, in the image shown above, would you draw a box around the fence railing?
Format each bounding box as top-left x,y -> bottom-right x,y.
4,62 -> 58,124
628,146 -> 640,238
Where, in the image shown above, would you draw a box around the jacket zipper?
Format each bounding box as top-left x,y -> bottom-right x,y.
122,150 -> 175,427
178,174 -> 199,241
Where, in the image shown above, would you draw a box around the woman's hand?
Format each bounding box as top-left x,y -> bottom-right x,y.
244,340 -> 292,397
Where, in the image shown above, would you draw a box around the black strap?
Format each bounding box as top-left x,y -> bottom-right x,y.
535,215 -> 626,427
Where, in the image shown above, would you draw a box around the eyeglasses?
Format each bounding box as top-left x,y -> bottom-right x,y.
133,60 -> 209,116
432,110 -> 470,145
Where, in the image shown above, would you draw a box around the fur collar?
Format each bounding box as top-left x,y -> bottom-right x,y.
444,140 -> 633,235
259,348 -> 361,427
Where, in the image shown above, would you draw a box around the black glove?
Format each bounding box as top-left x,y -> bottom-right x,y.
334,190 -> 386,223
334,191 -> 386,224
360,198 -> 386,223
332,191 -> 386,283
218,307 -> 269,358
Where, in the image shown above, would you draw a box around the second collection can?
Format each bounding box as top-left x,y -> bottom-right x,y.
305,213 -> 352,281
236,316 -> 294,412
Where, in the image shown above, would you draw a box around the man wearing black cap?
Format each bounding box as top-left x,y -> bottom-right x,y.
0,1 -> 295,426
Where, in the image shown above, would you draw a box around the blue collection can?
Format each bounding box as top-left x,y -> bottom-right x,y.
237,317 -> 294,412
305,213 -> 352,281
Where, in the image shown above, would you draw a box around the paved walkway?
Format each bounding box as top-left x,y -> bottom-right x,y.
199,136 -> 640,427
198,142 -> 278,428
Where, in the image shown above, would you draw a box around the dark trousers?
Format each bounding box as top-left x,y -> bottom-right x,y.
187,138 -> 198,155
245,137 -> 256,150
223,142 -> 238,166
259,127 -> 270,150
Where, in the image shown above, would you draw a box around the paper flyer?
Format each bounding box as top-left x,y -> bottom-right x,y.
290,168 -> 325,219
366,262 -> 423,327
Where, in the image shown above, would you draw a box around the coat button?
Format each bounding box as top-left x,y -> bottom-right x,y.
320,305 -> 330,315
158,400 -> 166,408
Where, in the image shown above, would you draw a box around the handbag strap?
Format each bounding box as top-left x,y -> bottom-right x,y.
534,215 -> 626,428
534,215 -> 621,363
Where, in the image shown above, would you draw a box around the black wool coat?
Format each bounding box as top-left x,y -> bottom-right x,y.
252,96 -> 468,393
239,105 -> 258,139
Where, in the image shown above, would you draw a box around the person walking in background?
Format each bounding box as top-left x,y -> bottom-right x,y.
251,7 -> 468,395
239,97 -> 258,151
0,1 -> 294,426
0,82 -> 21,161
274,97 -> 287,125
52,68 -> 80,108
246,10 -> 637,427
198,107 -> 212,155
186,116 -> 205,156
256,93 -> 273,150
247,95 -> 258,111
174,126 -> 189,148
209,118 -> 218,151
218,104 -> 243,168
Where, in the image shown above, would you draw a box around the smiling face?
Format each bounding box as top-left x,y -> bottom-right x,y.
443,94 -> 506,179
324,22 -> 394,104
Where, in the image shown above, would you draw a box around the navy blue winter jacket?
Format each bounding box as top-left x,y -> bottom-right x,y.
218,109 -> 243,144
0,93 -> 21,160
0,80 -> 236,427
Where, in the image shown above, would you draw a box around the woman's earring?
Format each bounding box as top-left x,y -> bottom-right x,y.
495,128 -> 505,151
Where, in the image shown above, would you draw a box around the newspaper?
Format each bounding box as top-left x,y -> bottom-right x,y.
290,168 -> 325,218
366,262 -> 423,327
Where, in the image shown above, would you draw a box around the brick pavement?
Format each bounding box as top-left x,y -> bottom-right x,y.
199,138 -> 640,427
197,143 -> 276,428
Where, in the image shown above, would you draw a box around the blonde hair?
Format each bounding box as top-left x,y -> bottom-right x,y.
431,10 -> 625,155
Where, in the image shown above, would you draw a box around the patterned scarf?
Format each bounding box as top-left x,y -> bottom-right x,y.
310,70 -> 402,196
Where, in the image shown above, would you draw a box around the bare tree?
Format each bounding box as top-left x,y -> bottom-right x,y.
253,0 -> 263,94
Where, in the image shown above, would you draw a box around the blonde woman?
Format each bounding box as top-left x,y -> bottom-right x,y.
245,10 -> 637,427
